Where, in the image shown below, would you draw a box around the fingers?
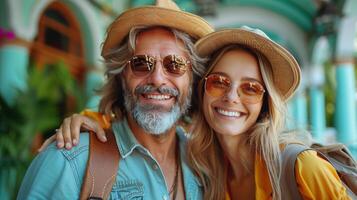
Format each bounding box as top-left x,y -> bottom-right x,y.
70,114 -> 107,143
70,114 -> 83,146
52,113 -> 109,151
38,135 -> 56,152
84,119 -> 107,142
62,117 -> 73,150
56,126 -> 65,148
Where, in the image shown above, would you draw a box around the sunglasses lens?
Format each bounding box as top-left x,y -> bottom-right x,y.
239,82 -> 265,103
205,74 -> 230,97
163,55 -> 188,76
205,74 -> 265,104
130,56 -> 153,76
129,55 -> 189,77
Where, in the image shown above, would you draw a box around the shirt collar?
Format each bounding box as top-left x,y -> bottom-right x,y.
112,118 -> 193,160
112,118 -> 141,158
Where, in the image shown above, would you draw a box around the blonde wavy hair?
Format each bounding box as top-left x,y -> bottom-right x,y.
97,26 -> 206,119
187,45 -> 301,200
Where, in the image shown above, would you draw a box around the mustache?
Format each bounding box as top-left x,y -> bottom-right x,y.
135,85 -> 179,97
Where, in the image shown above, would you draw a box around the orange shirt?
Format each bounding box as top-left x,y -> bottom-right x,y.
227,150 -> 351,200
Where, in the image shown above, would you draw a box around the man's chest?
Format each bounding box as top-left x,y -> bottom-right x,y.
106,151 -> 201,200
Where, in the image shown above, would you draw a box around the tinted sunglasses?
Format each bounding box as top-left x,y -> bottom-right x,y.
127,54 -> 191,77
204,73 -> 265,104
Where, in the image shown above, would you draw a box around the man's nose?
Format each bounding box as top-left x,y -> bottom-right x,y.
147,60 -> 166,86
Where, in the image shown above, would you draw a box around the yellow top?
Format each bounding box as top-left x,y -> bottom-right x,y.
80,109 -> 111,129
226,150 -> 352,200
81,110 -> 351,200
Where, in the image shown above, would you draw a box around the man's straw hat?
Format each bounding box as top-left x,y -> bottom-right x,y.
195,26 -> 301,101
101,0 -> 214,57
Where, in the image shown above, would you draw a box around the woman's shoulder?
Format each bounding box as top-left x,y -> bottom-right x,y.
295,150 -> 334,171
295,150 -> 352,199
295,149 -> 339,178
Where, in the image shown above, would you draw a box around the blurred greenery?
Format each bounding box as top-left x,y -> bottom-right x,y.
0,61 -> 87,199
323,61 -> 336,127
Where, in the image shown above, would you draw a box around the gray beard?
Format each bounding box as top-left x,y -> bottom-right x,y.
123,82 -> 192,135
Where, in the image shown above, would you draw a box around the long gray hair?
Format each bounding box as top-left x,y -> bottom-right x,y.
98,26 -> 206,119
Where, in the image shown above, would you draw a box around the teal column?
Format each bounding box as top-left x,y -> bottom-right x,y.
288,92 -> 308,130
287,100 -> 295,129
295,93 -> 308,129
335,63 -> 357,145
309,86 -> 326,142
85,71 -> 103,111
0,45 -> 29,105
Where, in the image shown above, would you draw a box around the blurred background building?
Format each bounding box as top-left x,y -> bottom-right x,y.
1,0 -> 357,198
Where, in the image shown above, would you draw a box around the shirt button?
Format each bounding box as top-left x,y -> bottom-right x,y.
153,164 -> 159,170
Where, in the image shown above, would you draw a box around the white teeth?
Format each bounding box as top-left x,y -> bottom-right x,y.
146,94 -> 171,100
216,108 -> 241,117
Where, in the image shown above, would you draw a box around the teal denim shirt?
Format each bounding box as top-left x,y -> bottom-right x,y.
17,118 -> 203,200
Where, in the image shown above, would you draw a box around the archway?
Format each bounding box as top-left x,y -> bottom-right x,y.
31,1 -> 86,81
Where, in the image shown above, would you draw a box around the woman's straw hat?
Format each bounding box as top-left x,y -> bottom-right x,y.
101,0 -> 214,56
195,26 -> 301,100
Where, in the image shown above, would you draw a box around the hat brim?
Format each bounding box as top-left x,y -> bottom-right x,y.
195,29 -> 301,101
101,6 -> 213,57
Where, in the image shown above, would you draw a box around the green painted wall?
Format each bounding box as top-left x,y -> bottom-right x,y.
131,0 -> 196,12
176,0 -> 197,13
0,46 -> 29,105
221,0 -> 315,31
285,0 -> 316,17
131,0 -> 154,7
0,1 -> 10,28
96,0 -> 130,14
22,0 -> 38,27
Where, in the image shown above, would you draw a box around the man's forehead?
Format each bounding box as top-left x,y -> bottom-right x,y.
136,27 -> 176,43
135,27 -> 187,55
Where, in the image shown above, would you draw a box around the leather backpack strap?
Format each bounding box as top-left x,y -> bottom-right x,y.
80,128 -> 120,200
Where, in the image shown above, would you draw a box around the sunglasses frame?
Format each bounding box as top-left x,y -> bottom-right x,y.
127,54 -> 191,77
204,73 -> 266,104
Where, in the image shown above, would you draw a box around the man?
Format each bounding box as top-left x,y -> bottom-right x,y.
17,0 -> 213,199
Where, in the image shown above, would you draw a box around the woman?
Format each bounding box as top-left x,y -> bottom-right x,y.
187,27 -> 350,200
42,27 -> 351,200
